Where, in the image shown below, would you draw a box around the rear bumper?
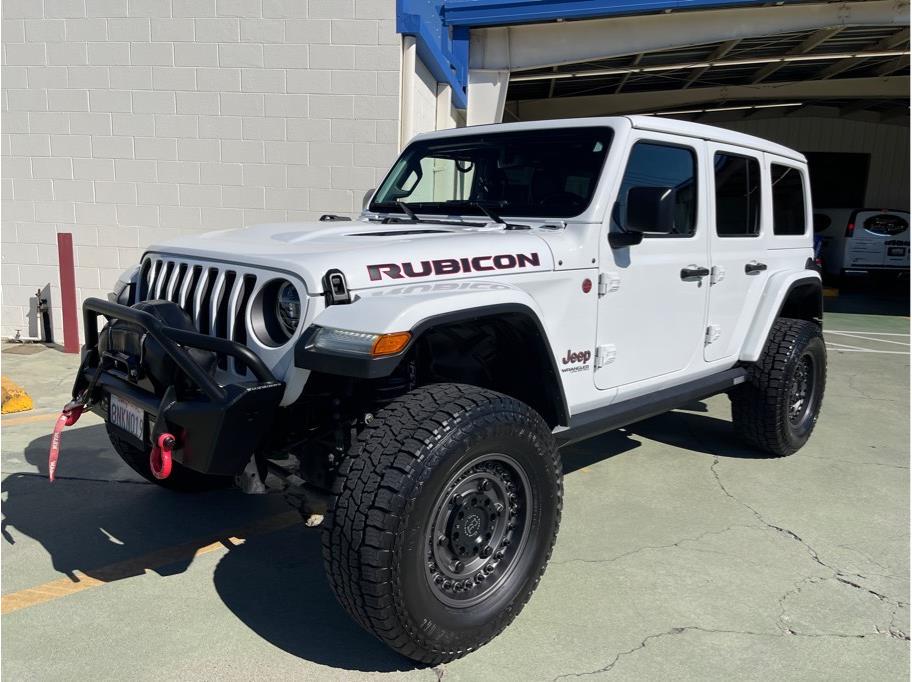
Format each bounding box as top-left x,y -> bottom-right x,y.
76,297 -> 284,477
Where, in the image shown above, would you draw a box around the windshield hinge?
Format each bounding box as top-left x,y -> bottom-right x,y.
323,269 -> 351,306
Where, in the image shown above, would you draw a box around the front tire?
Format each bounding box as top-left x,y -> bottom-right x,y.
731,318 -> 826,456
322,383 -> 562,664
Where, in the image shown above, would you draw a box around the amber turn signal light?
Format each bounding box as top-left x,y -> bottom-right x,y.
371,332 -> 411,356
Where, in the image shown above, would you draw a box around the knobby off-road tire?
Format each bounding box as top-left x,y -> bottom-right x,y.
322,383 -> 563,664
106,424 -> 232,492
731,318 -> 826,457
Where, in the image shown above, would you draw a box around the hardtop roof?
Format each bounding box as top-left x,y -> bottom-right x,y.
411,116 -> 806,164
624,115 -> 805,163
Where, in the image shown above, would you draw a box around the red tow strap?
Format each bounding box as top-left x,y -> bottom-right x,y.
48,405 -> 84,482
49,406 -> 177,482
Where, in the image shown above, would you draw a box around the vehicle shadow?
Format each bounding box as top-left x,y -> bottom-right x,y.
212,524 -> 418,673
624,403 -> 772,460
6,409 -> 759,673
560,428 -> 642,474
3,424 -> 284,582
7,424 -> 415,672
557,399 -> 767,472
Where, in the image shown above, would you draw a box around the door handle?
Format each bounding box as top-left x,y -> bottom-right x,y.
680,265 -> 710,280
745,261 -> 768,274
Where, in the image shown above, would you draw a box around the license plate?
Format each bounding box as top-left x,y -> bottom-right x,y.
109,394 -> 145,441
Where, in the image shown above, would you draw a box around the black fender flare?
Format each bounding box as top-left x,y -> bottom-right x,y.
294,302 -> 570,426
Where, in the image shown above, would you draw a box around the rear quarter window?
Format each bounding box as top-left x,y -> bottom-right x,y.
771,164 -> 807,236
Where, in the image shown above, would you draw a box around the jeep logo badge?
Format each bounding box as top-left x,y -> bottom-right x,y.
562,349 -> 591,365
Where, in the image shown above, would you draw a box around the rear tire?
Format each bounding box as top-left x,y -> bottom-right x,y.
106,424 -> 232,492
731,318 -> 826,457
322,383 -> 562,664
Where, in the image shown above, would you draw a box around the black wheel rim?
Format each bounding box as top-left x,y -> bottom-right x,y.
788,353 -> 815,427
424,453 -> 532,608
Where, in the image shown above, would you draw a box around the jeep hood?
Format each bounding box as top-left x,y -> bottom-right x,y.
147,219 -> 554,293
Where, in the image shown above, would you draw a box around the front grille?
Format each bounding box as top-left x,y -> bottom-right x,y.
137,256 -> 258,375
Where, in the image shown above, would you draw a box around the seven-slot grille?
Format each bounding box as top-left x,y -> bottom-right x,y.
138,256 -> 257,375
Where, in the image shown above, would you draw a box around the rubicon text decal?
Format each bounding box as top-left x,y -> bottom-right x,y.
367,253 -> 541,281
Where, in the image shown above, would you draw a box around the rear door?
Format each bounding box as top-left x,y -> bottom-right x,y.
704,144 -> 770,362
846,210 -> 910,270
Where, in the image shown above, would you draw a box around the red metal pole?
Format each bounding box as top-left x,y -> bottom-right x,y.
57,232 -> 80,354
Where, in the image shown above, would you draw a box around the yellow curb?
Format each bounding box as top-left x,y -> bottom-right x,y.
1,377 -> 33,414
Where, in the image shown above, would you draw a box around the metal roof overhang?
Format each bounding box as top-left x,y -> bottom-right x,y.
504,22 -> 910,122
397,0 -> 909,119
397,0 -> 806,109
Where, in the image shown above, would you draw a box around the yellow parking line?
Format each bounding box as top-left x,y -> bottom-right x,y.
2,412 -> 60,426
1,510 -> 301,616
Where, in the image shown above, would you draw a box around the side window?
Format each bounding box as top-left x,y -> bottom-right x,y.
616,142 -> 698,236
771,164 -> 807,236
714,153 -> 761,237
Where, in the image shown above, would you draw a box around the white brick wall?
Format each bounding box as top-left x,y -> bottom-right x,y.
1,0 -> 402,338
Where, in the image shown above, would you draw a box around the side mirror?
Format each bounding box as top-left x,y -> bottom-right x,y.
362,188 -> 375,210
625,186 -> 676,234
608,231 -> 643,248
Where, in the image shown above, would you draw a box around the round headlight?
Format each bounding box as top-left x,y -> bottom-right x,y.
276,281 -> 301,336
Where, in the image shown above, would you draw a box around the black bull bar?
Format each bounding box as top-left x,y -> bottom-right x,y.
75,297 -> 285,477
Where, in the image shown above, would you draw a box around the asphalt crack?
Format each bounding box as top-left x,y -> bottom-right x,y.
844,372 -> 902,404
551,525 -> 757,567
710,457 -> 909,631
798,454 -> 909,470
552,625 -> 891,679
711,458 -> 833,571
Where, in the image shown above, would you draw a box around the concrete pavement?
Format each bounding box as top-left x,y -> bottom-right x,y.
1,312 -> 908,680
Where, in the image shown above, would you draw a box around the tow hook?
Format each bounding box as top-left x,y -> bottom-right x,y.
48,400 -> 86,482
150,433 -> 176,480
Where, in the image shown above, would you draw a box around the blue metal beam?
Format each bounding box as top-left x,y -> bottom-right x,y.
398,0 -> 469,108
443,0 -> 789,27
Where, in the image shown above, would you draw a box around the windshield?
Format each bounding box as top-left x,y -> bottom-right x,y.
370,127 -> 613,219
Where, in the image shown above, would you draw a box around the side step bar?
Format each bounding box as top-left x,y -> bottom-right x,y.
555,367 -> 748,448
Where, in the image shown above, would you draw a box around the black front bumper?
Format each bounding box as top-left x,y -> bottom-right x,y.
76,298 -> 285,477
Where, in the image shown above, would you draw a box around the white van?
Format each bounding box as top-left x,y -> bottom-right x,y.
815,207 -> 910,277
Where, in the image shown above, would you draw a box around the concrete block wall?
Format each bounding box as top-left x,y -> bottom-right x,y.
1,0 -> 402,338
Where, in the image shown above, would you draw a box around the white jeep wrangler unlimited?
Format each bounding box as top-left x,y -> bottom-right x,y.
66,116 -> 825,663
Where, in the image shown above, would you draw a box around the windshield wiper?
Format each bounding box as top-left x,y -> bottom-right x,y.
468,202 -> 533,230
396,200 -> 420,222
467,201 -> 504,224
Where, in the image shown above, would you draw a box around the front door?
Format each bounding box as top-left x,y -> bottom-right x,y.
595,134 -> 710,392
704,144 -> 771,362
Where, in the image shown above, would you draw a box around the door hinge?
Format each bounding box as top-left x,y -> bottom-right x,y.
598,272 -> 620,297
595,344 -> 616,368
710,265 -> 725,285
705,324 -> 722,344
